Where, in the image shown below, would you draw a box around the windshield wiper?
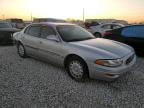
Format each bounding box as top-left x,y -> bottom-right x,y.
81,37 -> 95,40
68,39 -> 84,42
68,37 -> 94,42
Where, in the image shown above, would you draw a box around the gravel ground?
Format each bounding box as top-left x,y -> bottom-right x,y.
0,46 -> 144,108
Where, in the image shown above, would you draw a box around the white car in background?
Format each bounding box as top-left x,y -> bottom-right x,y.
88,23 -> 125,37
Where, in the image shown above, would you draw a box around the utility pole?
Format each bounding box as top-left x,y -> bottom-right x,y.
31,12 -> 33,21
83,8 -> 85,22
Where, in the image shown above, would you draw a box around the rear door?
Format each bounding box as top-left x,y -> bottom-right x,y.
21,24 -> 41,56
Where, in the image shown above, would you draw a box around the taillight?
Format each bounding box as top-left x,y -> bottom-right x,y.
104,31 -> 113,37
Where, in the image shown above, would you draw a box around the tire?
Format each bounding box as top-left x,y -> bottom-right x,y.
94,32 -> 101,38
66,57 -> 88,81
17,43 -> 27,58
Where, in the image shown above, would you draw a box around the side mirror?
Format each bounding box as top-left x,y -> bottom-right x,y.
46,35 -> 60,42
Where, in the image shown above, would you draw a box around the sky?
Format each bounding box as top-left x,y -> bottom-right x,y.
0,0 -> 144,23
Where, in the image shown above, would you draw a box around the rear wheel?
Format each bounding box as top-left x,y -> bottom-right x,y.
17,43 -> 27,58
66,57 -> 88,81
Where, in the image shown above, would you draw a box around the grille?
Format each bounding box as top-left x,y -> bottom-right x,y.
125,54 -> 134,65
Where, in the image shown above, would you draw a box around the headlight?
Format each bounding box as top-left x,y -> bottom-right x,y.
95,59 -> 123,67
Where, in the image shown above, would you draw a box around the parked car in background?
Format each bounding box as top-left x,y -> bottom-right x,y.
32,18 -> 67,23
84,21 -> 100,29
13,22 -> 136,81
0,21 -> 20,44
6,18 -> 25,29
24,21 -> 32,26
103,25 -> 144,56
88,23 -> 125,38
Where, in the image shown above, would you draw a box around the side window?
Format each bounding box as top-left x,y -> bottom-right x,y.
121,26 -> 144,38
26,26 -> 41,37
113,25 -> 121,29
101,25 -> 111,29
41,26 -> 56,39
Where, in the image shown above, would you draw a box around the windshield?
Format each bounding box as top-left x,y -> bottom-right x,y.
57,25 -> 95,42
0,22 -> 12,28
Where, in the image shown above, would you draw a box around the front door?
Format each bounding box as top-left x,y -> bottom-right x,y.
38,25 -> 64,65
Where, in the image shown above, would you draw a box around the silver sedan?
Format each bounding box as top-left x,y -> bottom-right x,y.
13,23 -> 136,81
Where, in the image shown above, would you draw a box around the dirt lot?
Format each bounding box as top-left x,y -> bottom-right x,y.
0,46 -> 144,108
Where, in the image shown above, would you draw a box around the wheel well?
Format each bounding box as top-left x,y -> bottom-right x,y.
94,32 -> 101,35
94,32 -> 100,34
16,41 -> 22,45
64,54 -> 89,76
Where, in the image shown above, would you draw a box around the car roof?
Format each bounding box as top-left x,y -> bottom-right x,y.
118,24 -> 144,29
100,23 -> 124,26
30,22 -> 76,26
33,18 -> 66,21
6,18 -> 23,20
126,24 -> 144,26
107,24 -> 144,32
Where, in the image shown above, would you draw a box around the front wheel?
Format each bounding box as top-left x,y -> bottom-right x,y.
17,43 -> 27,58
66,57 -> 88,81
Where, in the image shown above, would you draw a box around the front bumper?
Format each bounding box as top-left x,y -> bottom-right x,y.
88,53 -> 136,81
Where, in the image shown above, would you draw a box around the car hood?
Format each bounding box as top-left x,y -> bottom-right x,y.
70,38 -> 133,58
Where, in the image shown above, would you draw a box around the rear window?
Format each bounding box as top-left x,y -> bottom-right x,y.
121,25 -> 144,38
